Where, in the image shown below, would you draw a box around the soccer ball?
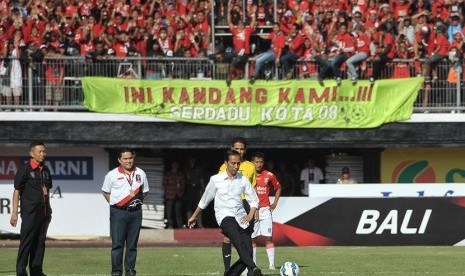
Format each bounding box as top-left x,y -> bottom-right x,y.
280,261 -> 300,276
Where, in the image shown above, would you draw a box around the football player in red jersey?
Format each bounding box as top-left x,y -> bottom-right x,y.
251,152 -> 281,270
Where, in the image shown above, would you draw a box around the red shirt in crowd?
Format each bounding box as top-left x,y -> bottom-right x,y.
82,41 -> 94,55
269,31 -> 286,57
394,3 -> 410,19
335,32 -> 354,57
331,0 -> 345,12
45,57 -> 64,84
415,26 -> 436,55
113,42 -> 130,57
432,3 -> 449,21
280,16 -> 296,35
158,37 -> 174,54
364,19 -> 378,29
355,33 -> 371,56
194,18 -> 209,35
79,1 -> 94,16
435,34 -> 451,56
65,4 -> 78,17
288,0 -> 309,14
115,20 -> 129,32
90,23 -> 104,37
383,32 -> 396,59
133,39 -> 147,56
26,34 -> 42,46
231,26 -> 254,54
288,32 -> 305,56
302,46 -> 313,59
177,0 -> 192,17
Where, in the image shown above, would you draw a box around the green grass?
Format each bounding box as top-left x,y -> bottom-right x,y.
1,246 -> 465,275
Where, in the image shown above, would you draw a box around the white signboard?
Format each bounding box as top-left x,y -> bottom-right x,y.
309,184 -> 465,198
0,147 -> 109,237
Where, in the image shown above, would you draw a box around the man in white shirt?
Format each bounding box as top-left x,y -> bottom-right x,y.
300,158 -> 324,196
188,150 -> 263,276
102,148 -> 150,276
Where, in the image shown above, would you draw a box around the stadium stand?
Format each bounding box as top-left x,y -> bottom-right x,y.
0,0 -> 463,112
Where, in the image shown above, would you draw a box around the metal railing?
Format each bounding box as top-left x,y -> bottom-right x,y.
0,56 -> 461,113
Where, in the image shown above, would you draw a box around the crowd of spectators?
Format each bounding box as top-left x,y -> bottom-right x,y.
0,0 -> 463,105
218,0 -> 461,85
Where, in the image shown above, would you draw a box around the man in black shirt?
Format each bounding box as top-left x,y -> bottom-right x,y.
10,141 -> 52,276
86,39 -> 113,77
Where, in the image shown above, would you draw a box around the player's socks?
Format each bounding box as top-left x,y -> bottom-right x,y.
222,242 -> 231,271
252,242 -> 257,264
266,242 -> 275,267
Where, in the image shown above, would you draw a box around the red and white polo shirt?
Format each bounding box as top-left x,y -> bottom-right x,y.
102,166 -> 149,207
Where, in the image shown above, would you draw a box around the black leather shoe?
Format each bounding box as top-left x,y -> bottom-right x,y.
248,267 -> 263,276
30,270 -> 47,276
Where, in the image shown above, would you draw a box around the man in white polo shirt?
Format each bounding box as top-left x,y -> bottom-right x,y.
102,148 -> 149,276
188,150 -> 263,276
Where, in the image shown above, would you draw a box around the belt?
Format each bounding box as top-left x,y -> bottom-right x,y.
111,204 -> 141,212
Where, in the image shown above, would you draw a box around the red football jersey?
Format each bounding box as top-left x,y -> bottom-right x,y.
255,169 -> 281,208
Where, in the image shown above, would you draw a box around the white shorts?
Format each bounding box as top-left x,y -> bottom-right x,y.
1,87 -> 22,97
252,207 -> 273,238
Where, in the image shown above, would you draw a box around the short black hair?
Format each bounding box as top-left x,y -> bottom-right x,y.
118,148 -> 135,158
251,151 -> 265,160
231,137 -> 247,148
30,141 -> 45,150
224,149 -> 241,162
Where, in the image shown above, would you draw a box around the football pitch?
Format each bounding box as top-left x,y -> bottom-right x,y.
0,246 -> 464,275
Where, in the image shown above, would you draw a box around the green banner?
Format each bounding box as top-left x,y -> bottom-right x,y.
82,77 -> 423,128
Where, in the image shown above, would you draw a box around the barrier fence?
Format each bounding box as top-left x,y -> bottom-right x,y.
0,56 -> 462,113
